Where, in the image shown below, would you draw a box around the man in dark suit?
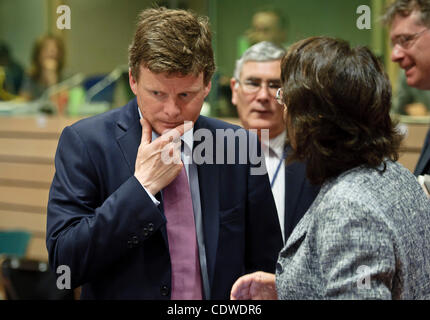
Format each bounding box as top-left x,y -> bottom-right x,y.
384,0 -> 430,177
230,41 -> 319,243
46,7 -> 282,300
415,130 -> 430,175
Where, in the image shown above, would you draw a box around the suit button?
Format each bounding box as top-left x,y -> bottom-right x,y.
147,223 -> 154,232
132,236 -> 139,245
276,262 -> 283,274
160,285 -> 170,296
143,227 -> 149,237
127,240 -> 133,249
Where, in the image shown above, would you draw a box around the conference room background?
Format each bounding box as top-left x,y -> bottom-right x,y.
0,0 -> 394,111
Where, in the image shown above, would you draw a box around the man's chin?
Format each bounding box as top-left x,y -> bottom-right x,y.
407,77 -> 430,90
248,119 -> 274,130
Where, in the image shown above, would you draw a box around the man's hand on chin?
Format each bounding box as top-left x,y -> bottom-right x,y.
134,117 -> 192,195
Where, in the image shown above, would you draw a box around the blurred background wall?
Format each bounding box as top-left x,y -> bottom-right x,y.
213,0 -> 373,78
0,0 -> 389,81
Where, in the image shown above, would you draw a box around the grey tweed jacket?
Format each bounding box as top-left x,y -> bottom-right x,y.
276,161 -> 430,299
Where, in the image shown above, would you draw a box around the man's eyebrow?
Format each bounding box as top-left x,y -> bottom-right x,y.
181,86 -> 203,93
391,33 -> 413,39
244,77 -> 280,82
143,84 -> 163,91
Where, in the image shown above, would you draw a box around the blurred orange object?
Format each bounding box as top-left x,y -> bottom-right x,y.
51,90 -> 68,115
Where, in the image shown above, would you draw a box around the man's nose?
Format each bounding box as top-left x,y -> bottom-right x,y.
164,98 -> 181,118
255,84 -> 271,101
391,44 -> 405,63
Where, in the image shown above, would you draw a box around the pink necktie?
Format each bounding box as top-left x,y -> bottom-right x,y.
163,164 -> 203,300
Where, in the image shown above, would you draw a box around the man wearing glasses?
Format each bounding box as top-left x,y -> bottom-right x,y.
230,41 -> 319,243
384,0 -> 430,177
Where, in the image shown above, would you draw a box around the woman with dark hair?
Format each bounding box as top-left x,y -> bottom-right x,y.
230,36 -> 430,299
20,34 -> 65,101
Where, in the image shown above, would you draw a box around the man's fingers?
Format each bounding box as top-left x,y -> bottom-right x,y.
182,120 -> 194,135
160,140 -> 182,165
230,274 -> 252,300
230,272 -> 277,300
163,121 -> 193,140
155,121 -> 194,148
140,118 -> 152,146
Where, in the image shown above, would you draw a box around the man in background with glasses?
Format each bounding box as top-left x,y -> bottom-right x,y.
384,0 -> 430,178
387,0 -> 430,90
230,41 -> 319,243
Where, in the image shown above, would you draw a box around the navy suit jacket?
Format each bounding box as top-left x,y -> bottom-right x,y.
46,98 -> 283,299
283,153 -> 320,242
414,128 -> 430,176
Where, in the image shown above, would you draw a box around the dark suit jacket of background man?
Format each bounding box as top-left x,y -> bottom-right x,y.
46,98 -> 283,299
415,129 -> 430,176
283,153 -> 320,242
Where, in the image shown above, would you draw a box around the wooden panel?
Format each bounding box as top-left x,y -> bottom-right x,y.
0,210 -> 46,235
0,185 -> 49,209
398,151 -> 421,173
0,116 -> 80,135
0,138 -> 58,160
27,236 -> 49,262
0,116 -> 80,264
401,123 -> 429,149
0,162 -> 55,184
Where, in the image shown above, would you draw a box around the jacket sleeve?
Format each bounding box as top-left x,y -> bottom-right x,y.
46,126 -> 166,288
315,201 -> 395,299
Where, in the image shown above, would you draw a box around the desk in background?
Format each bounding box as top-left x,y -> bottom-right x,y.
0,115 -> 427,262
0,116 -> 81,261
396,115 -> 430,173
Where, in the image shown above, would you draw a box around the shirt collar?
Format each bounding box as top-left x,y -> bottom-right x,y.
269,130 -> 287,159
137,106 -> 194,152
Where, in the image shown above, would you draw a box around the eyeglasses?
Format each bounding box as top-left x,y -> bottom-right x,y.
275,88 -> 284,106
236,78 -> 281,97
391,28 -> 429,49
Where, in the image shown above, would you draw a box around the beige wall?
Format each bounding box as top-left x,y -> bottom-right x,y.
0,0 -> 209,77
65,0 -> 209,76
65,0 -> 152,76
0,0 -> 47,70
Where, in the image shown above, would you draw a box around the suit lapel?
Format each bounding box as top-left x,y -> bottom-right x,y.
415,142 -> 430,175
282,200 -> 312,253
116,99 -> 141,174
282,215 -> 308,253
194,116 -> 220,289
115,99 -> 168,246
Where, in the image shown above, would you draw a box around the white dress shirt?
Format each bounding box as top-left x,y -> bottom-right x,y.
263,130 -> 286,243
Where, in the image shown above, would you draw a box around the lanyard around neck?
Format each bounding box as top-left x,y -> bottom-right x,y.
270,147 -> 287,188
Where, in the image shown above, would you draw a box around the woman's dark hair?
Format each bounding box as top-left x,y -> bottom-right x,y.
281,36 -> 402,185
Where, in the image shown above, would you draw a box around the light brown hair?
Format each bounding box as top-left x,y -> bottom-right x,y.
128,7 -> 215,85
